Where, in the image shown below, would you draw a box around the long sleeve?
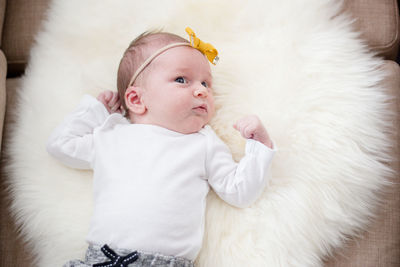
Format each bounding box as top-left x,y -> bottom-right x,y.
205,128 -> 276,208
46,95 -> 110,169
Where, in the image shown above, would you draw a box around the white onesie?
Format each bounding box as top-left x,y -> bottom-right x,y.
47,95 -> 276,260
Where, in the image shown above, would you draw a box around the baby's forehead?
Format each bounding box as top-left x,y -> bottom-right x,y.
139,33 -> 188,54
157,46 -> 210,67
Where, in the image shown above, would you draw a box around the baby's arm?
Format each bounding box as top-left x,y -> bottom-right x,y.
206,120 -> 276,208
46,94 -> 110,169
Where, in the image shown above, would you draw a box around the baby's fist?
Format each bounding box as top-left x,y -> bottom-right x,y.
97,90 -> 123,114
233,115 -> 273,149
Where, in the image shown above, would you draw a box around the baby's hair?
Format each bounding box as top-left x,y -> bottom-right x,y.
117,30 -> 189,115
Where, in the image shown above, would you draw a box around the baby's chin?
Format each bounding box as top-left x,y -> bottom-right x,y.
172,123 -> 207,134
146,115 -> 212,134
169,119 -> 210,134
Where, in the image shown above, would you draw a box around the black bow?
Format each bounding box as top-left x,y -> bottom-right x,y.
93,244 -> 139,267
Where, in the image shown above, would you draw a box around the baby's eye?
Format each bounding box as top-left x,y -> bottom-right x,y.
175,77 -> 187,84
201,81 -> 208,88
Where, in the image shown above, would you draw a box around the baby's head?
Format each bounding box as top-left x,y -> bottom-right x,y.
117,30 -> 215,134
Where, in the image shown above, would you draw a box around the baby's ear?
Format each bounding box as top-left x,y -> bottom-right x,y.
125,86 -> 146,115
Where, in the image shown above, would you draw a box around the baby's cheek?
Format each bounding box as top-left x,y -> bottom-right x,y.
210,106 -> 216,118
208,93 -> 215,108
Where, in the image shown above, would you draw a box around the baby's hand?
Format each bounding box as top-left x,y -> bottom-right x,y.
233,115 -> 273,149
97,90 -> 123,114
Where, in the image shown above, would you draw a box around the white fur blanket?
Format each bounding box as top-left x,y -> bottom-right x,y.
7,0 -> 393,266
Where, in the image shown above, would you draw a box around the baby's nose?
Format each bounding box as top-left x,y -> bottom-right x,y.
194,86 -> 208,98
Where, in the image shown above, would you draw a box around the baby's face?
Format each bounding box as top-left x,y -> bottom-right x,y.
141,46 -> 215,134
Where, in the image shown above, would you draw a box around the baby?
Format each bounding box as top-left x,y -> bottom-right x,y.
47,28 -> 276,267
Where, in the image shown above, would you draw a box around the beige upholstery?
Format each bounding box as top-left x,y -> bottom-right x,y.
343,0 -> 399,60
0,0 -> 6,45
0,50 -> 6,150
0,0 -> 398,266
1,0 -> 50,75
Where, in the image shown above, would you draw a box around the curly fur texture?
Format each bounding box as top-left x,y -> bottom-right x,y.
7,0 -> 393,266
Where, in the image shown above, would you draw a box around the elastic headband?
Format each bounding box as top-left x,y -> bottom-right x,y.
128,27 -> 219,87
128,42 -> 191,87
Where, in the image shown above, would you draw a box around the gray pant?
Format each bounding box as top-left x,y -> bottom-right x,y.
63,244 -> 194,267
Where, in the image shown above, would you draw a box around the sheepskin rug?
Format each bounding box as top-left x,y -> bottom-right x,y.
7,0 -> 393,266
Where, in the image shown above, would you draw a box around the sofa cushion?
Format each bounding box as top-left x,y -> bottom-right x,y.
0,50 -> 6,149
1,0 -> 50,76
0,0 -> 6,45
343,0 -> 399,60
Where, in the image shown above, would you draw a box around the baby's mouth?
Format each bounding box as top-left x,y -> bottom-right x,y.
193,104 -> 208,114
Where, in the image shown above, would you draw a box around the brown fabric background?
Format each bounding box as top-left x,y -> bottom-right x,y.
1,0 -> 50,76
0,49 -> 6,149
343,0 -> 399,60
0,0 -> 6,46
